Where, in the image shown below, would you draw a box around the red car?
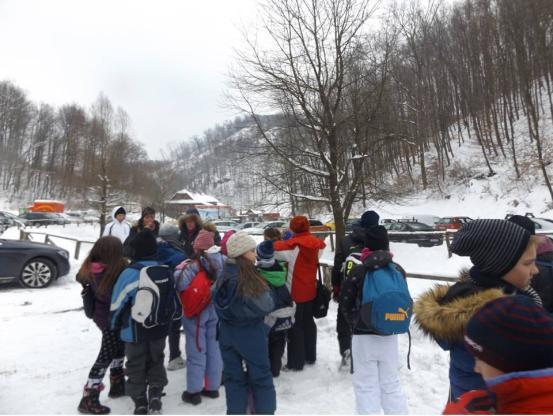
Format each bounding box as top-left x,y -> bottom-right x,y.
434,216 -> 473,231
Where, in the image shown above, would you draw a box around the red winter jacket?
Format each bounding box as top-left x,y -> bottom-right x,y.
443,368 -> 553,414
274,232 -> 326,303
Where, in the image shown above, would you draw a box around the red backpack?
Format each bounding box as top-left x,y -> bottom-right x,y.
179,265 -> 213,318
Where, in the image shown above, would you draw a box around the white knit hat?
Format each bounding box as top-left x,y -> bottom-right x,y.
226,232 -> 257,259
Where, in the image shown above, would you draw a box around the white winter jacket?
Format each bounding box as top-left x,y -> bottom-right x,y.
102,206 -> 131,243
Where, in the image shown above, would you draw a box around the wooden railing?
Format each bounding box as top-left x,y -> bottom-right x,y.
19,229 -> 95,260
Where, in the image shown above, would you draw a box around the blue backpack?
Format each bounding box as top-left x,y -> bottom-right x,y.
359,263 -> 413,335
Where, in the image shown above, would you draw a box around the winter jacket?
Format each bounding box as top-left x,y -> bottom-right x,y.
339,250 -> 406,335
110,260 -> 180,343
332,225 -> 367,290
175,246 -> 225,298
274,232 -> 326,303
443,368 -> 553,414
533,250 -> 553,313
83,263 -> 113,331
102,206 -> 131,243
157,239 -> 187,269
213,260 -> 275,327
258,261 -> 295,332
123,221 -> 160,258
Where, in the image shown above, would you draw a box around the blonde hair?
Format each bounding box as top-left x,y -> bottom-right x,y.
235,256 -> 268,297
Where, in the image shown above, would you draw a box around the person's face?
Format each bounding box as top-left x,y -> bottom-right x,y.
503,243 -> 539,290
116,213 -> 125,222
185,220 -> 196,232
143,214 -> 155,229
474,358 -> 504,381
242,249 -> 257,264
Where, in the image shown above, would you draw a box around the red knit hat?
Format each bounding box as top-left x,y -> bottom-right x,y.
193,229 -> 214,252
290,216 -> 309,233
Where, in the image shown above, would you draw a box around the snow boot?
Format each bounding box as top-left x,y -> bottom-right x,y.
108,373 -> 126,398
132,396 -> 148,415
167,356 -> 186,371
78,388 -> 111,415
201,389 -> 219,399
339,349 -> 351,370
148,386 -> 163,414
181,391 -> 202,405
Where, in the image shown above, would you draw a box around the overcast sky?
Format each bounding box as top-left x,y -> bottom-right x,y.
0,0 -> 257,158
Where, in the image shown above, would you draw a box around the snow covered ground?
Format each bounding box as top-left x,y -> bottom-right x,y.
0,224 -> 469,414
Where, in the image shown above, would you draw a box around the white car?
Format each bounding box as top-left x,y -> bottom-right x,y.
234,222 -> 261,231
531,218 -> 553,232
209,220 -> 240,233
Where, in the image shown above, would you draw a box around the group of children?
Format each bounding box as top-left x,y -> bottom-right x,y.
79,207 -> 553,415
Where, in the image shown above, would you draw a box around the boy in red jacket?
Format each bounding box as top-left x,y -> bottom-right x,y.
274,216 -> 326,371
443,295 -> 553,415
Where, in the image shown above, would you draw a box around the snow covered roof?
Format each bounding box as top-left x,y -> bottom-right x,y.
167,189 -> 220,206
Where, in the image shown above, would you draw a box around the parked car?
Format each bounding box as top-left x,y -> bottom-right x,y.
345,218 -> 361,233
0,211 -> 17,229
505,213 -> 553,232
209,220 -> 240,233
279,219 -> 331,234
233,222 -> 261,231
387,220 -> 444,247
243,221 -> 288,236
18,212 -> 58,227
0,238 -> 70,288
434,216 -> 473,231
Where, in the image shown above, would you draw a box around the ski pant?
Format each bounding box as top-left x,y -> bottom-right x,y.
86,328 -> 125,389
182,305 -> 223,393
268,331 -> 287,378
219,321 -> 276,415
286,300 -> 316,370
351,334 -> 408,415
168,319 -> 182,361
125,338 -> 168,400
337,304 -> 352,356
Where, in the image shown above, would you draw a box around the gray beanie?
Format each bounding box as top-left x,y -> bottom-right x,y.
226,232 -> 257,259
159,223 -> 179,241
450,219 -> 531,278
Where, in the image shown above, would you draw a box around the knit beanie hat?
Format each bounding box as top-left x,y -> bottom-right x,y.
220,229 -> 236,256
450,219 -> 531,279
365,225 -> 389,251
114,206 -> 126,217
141,206 -> 155,218
186,207 -> 201,216
193,229 -> 215,252
361,210 -> 380,228
256,240 -> 275,268
130,229 -> 157,260
159,223 -> 179,241
508,215 -> 536,235
465,295 -> 553,373
226,232 -> 257,259
290,216 -> 309,233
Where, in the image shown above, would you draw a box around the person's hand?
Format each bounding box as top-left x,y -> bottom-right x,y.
176,259 -> 192,270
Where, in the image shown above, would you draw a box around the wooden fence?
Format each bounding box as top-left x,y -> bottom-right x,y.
19,229 -> 96,260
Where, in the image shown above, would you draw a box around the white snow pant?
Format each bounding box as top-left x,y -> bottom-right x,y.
352,334 -> 408,415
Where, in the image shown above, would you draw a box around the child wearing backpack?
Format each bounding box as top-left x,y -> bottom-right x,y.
213,232 -> 276,414
110,229 -> 182,415
175,229 -> 224,406
339,226 -> 410,415
77,236 -> 128,415
256,240 -> 295,378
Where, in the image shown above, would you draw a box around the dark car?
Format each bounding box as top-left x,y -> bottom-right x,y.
345,218 -> 362,233
387,221 -> 444,247
18,212 -> 59,227
434,216 -> 473,231
0,239 -> 70,288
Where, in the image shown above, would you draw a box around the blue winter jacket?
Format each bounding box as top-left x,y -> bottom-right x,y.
157,240 -> 187,269
110,260 -> 179,343
214,261 -> 275,327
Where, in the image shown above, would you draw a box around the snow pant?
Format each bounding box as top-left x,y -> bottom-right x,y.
219,321 -> 276,415
351,334 -> 408,415
286,300 -> 316,370
168,318 -> 182,361
337,304 -> 352,356
268,331 -> 287,378
182,305 -> 223,393
86,328 -> 125,389
125,338 -> 168,400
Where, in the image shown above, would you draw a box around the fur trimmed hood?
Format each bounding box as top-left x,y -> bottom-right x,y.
414,283 -> 505,344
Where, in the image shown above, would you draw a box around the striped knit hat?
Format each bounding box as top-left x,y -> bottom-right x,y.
464,295 -> 553,373
450,219 -> 531,279
256,240 -> 275,268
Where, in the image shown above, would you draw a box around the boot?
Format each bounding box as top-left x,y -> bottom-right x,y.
181,391 -> 202,405
108,373 -> 126,398
78,388 -> 110,415
201,389 -> 219,399
148,386 -> 163,414
132,396 -> 148,415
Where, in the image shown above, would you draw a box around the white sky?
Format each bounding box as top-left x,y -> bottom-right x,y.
0,0 -> 257,158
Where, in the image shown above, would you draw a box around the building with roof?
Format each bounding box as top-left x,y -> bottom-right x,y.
165,189 -> 234,219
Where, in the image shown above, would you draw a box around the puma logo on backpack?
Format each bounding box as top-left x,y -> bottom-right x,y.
129,263 -> 180,328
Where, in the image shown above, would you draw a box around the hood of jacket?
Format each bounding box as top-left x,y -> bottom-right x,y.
414,278 -> 505,344
258,262 -> 287,287
349,225 -> 367,246
111,206 -> 124,221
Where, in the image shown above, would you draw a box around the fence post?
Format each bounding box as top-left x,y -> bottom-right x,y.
75,241 -> 81,260
329,232 -> 335,252
445,232 -> 452,258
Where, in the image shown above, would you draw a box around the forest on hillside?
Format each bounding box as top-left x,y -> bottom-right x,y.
1,0 -> 552,236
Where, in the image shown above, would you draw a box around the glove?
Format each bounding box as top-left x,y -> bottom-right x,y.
442,390 -> 495,415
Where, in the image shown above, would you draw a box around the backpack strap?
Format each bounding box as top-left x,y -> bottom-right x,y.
128,263 -> 145,271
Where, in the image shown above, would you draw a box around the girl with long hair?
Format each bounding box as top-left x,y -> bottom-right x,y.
213,232 -> 276,415
77,236 -> 128,414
